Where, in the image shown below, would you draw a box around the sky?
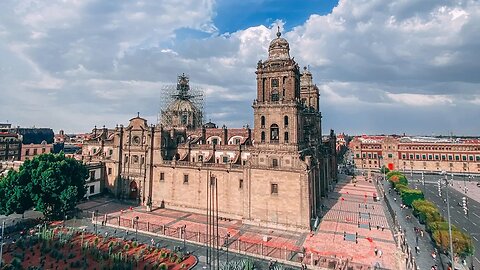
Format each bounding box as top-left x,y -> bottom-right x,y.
1,0 -> 480,136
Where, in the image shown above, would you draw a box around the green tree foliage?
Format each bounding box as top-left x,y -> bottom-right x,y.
432,229 -> 475,257
380,166 -> 390,174
412,200 -> 443,225
388,172 -> 408,187
400,189 -> 424,207
0,153 -> 87,220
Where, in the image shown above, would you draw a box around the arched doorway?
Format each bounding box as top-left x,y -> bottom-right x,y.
129,181 -> 138,200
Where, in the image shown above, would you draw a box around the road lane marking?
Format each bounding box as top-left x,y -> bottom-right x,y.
473,236 -> 478,241
474,212 -> 480,219
472,221 -> 478,226
476,257 -> 480,264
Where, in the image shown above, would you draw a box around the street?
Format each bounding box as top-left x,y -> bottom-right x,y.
406,173 -> 480,269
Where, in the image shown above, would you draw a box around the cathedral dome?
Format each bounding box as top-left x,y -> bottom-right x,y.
268,28 -> 290,61
166,99 -> 199,113
160,74 -> 203,129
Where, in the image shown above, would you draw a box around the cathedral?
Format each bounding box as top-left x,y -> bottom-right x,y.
82,29 -> 337,231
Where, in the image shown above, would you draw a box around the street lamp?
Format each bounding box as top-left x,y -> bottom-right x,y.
134,216 -> 139,241
443,173 -> 455,268
94,210 -> 99,234
0,221 -> 5,267
181,225 -> 187,252
81,228 -> 86,248
224,233 -> 230,269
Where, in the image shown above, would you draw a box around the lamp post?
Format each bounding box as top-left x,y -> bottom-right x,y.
81,228 -> 86,248
182,225 -> 187,252
134,216 -> 139,241
444,173 -> 455,268
94,210 -> 99,234
0,221 -> 5,267
224,233 -> 230,269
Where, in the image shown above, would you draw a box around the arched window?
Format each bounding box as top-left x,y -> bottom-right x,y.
284,132 -> 289,143
284,116 -> 288,127
262,78 -> 266,102
261,131 -> 265,143
270,124 -> 279,142
261,116 -> 265,128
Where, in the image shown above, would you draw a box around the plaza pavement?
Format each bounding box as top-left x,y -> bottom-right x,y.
303,175 -> 402,270
79,175 -> 403,269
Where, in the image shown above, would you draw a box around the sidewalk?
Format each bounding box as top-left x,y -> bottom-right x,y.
303,175 -> 402,270
382,179 -> 440,270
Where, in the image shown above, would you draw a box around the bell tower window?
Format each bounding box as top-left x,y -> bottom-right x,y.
262,78 -> 266,102
284,116 -> 288,127
284,132 -> 289,143
271,79 -> 279,87
271,90 -> 279,102
270,124 -> 279,143
261,116 -> 265,128
261,132 -> 265,143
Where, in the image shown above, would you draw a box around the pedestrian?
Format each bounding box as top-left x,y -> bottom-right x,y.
415,246 -> 420,254
416,235 -> 419,245
381,225 -> 384,231
420,230 -> 424,237
378,249 -> 383,258
431,251 -> 436,260
376,225 -> 380,230
394,197 -> 397,202
374,247 -> 378,256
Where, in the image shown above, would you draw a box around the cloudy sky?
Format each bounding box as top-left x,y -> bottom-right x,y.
1,0 -> 479,136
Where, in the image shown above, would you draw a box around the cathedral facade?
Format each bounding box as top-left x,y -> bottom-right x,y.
81,30 -> 337,231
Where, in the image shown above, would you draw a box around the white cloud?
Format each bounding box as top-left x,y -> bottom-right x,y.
0,0 -> 479,135
386,93 -> 453,106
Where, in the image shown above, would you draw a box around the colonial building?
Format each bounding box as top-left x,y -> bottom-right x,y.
0,131 -> 21,161
81,29 -> 337,231
350,135 -> 480,175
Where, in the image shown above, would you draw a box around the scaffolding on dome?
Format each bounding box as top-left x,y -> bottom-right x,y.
158,73 -> 205,127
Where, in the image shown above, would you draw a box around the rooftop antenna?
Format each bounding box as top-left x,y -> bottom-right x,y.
277,25 -> 281,38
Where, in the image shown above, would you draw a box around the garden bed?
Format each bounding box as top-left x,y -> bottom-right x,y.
1,226 -> 197,270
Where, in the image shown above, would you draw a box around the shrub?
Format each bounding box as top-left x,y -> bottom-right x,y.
427,221 -> 458,233
158,263 -> 168,270
412,200 -> 443,225
432,229 -> 474,256
400,189 -> 424,207
124,244 -> 130,250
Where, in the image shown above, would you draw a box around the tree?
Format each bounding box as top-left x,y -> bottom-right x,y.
0,153 -> 88,220
0,169 -> 33,216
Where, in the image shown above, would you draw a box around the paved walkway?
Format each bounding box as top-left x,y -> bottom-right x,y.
382,177 -> 440,270
303,175 -> 401,270
79,179 -> 404,269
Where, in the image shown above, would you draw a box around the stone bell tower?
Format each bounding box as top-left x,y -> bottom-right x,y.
253,27 -> 303,149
